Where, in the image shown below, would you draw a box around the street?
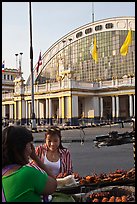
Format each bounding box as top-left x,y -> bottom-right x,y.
32,123 -> 135,177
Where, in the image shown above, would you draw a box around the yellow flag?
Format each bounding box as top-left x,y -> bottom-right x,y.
90,36 -> 98,63
120,29 -> 132,56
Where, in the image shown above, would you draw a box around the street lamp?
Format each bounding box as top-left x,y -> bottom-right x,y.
29,2 -> 37,131
19,52 -> 23,76
15,52 -> 23,125
15,53 -> 18,70
15,53 -> 23,77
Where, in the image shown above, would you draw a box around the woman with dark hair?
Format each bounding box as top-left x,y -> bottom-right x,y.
32,127 -> 73,178
2,126 -> 57,202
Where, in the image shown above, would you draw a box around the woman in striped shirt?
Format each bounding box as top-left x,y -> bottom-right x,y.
33,127 -> 73,178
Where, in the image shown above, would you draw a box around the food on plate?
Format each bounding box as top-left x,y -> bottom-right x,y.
108,196 -> 115,202
101,197 -> 108,202
72,172 -> 81,179
121,195 -> 127,202
56,175 -> 77,188
79,178 -> 85,185
92,198 -> 99,202
115,196 -> 122,202
85,175 -> 95,182
56,171 -> 81,179
109,173 -> 123,178
126,168 -> 135,178
112,177 -> 122,182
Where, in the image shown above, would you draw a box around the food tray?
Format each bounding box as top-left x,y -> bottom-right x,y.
81,178 -> 135,189
83,185 -> 135,202
56,177 -> 135,194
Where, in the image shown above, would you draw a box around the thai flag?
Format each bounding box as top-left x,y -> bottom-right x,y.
36,52 -> 42,74
2,60 -> 5,72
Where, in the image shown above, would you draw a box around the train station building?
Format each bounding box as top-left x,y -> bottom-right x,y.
2,16 -> 135,126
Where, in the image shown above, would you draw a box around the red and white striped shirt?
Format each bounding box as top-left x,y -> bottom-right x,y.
34,144 -> 73,175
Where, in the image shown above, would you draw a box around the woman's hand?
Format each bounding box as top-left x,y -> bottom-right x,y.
30,143 -> 37,161
29,143 -> 56,179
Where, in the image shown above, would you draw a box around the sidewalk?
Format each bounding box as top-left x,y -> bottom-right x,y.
32,123 -> 133,144
28,121 -> 134,133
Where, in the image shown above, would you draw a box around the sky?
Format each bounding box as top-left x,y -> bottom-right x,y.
2,2 -> 135,81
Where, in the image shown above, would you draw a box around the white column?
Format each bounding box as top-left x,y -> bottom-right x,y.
22,100 -> 26,118
28,102 -> 31,119
112,96 -> 115,118
9,105 -> 11,119
116,96 -> 119,118
25,100 -> 28,124
18,101 -> 21,119
41,101 -> 44,118
39,101 -> 44,119
133,95 -> 135,117
36,100 -> 39,119
49,98 -> 52,118
2,105 -> 6,118
100,97 -> 103,118
72,95 -> 78,117
67,96 -> 72,119
62,96 -> 65,119
14,102 -> 17,120
129,95 -> 133,117
26,101 -> 28,120
59,97 -> 62,119
46,99 -> 49,119
93,97 -> 99,117
9,104 -> 14,119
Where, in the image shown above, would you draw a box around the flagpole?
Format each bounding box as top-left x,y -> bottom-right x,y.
92,2 -> 94,23
29,2 -> 37,131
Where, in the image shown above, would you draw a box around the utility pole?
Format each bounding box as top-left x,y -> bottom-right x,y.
29,2 -> 37,131
68,38 -> 72,125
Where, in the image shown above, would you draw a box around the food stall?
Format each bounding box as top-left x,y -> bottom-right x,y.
51,167 -> 135,202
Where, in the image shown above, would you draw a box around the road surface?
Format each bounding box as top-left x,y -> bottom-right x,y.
33,124 -> 134,176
